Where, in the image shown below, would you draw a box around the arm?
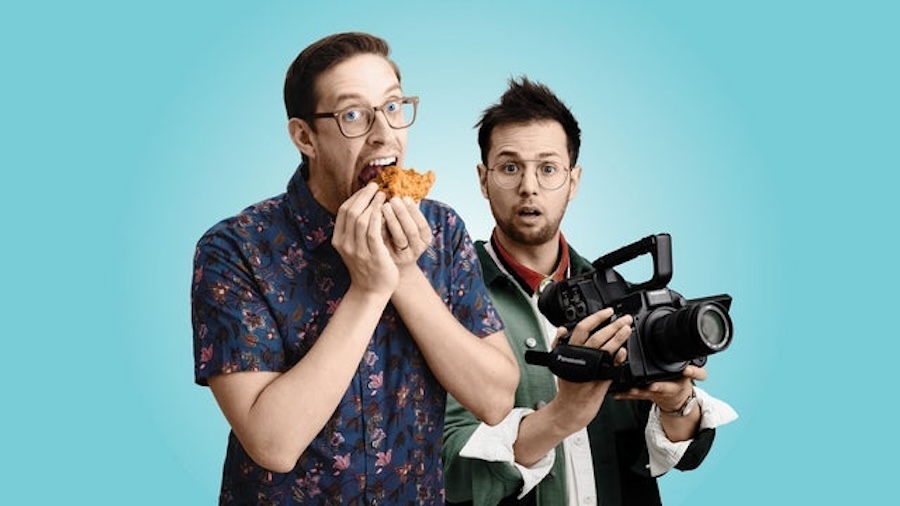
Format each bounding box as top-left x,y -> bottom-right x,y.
616,366 -> 707,442
383,197 -> 518,424
391,270 -> 518,424
443,395 -> 539,504
204,186 -> 397,472
442,309 -> 632,504
513,309 -> 632,466
615,367 -> 738,475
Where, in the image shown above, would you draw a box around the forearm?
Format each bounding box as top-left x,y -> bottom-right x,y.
213,286 -> 390,472
391,269 -> 518,424
659,405 -> 702,442
511,401 -> 574,467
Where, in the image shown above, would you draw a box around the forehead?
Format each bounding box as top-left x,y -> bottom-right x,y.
314,53 -> 402,108
488,120 -> 569,162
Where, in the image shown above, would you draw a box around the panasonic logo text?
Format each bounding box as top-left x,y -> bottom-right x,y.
555,355 -> 587,366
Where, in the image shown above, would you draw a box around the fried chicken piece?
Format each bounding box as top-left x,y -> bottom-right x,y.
373,166 -> 435,202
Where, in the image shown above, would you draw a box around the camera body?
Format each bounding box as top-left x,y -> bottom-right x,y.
524,234 -> 733,391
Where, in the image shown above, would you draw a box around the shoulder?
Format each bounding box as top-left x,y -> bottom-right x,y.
566,244 -> 594,274
197,193 -> 290,248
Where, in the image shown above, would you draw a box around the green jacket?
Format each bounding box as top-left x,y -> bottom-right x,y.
443,241 -> 715,506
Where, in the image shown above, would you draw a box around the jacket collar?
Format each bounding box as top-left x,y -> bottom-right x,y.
475,237 -> 595,289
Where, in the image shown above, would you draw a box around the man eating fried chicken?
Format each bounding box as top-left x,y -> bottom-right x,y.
190,32 -> 518,504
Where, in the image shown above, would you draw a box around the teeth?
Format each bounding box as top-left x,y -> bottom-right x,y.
368,157 -> 397,167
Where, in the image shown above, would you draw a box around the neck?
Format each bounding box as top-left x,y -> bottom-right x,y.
492,229 -> 561,276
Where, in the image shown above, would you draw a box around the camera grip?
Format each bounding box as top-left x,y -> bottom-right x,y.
525,345 -> 620,383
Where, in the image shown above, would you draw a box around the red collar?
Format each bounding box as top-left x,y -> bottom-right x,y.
491,230 -> 570,295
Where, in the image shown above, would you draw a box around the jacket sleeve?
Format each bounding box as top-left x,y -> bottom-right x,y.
443,393 -> 525,506
674,428 -> 716,470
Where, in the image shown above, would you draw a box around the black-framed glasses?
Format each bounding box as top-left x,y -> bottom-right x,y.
487,159 -> 572,190
312,96 -> 419,138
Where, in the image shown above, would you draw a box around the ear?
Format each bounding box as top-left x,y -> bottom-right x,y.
477,163 -> 490,199
567,165 -> 582,202
288,118 -> 316,160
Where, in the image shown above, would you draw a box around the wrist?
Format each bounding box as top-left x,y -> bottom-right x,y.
657,388 -> 698,417
544,396 -> 595,435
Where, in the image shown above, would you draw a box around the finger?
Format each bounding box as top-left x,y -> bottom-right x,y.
596,321 -> 631,352
682,365 -> 708,382
355,189 -> 385,253
404,197 -> 432,242
337,183 -> 378,241
568,308 -> 614,345
368,193 -> 388,253
354,201 -> 376,256
613,347 -> 627,365
382,199 -> 409,249
646,380 -> 681,395
389,197 -> 420,243
583,314 -> 632,349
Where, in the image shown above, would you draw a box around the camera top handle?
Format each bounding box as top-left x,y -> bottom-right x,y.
591,233 -> 673,293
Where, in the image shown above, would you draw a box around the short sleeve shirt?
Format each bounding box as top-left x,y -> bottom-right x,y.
191,167 -> 504,505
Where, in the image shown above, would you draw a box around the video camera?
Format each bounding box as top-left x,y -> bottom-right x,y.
524,233 -> 733,391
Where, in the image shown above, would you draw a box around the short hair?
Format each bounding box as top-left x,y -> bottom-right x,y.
283,32 -> 401,121
476,77 -> 581,166
283,32 -> 400,167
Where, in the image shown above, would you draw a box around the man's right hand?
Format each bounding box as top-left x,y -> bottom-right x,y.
332,183 -> 398,296
552,308 -> 632,431
513,308 -> 633,467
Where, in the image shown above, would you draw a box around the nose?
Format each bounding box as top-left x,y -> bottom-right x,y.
517,165 -> 540,195
366,110 -> 392,144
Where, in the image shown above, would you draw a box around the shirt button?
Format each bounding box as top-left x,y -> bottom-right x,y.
583,495 -> 594,505
525,337 -> 538,348
574,436 -> 584,446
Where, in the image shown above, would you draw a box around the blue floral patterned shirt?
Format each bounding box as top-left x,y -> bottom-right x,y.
191,166 -> 504,505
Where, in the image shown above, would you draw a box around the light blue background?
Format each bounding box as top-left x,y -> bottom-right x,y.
3,1 -> 897,504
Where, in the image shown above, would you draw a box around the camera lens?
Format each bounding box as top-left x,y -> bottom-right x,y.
699,306 -> 728,347
646,302 -> 732,366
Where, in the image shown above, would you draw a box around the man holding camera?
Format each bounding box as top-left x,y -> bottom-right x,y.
442,78 -> 737,505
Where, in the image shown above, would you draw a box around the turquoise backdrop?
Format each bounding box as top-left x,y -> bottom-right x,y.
3,1 -> 897,504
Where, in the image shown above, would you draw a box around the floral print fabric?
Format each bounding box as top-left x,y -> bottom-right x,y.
192,167 -> 504,504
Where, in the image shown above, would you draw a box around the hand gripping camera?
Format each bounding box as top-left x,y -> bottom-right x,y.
524,233 -> 733,391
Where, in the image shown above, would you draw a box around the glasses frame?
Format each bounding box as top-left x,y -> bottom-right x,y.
486,159 -> 572,191
311,96 -> 419,139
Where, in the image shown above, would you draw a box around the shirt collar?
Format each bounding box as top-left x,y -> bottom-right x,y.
286,164 -> 336,251
490,229 -> 570,296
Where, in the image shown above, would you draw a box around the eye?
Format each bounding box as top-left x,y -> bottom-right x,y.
500,162 -> 520,175
540,163 -> 559,176
341,108 -> 365,123
384,100 -> 401,113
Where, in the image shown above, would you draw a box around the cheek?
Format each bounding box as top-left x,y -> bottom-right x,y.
396,130 -> 409,153
493,193 -> 517,216
551,194 -> 571,218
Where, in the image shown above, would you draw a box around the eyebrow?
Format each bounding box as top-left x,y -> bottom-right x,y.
495,150 -> 564,160
330,85 -> 404,108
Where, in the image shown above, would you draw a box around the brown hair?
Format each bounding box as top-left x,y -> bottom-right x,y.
283,32 -> 400,122
476,77 -> 581,166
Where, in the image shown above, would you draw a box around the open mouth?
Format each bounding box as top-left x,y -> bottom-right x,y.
518,206 -> 542,217
359,157 -> 398,185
